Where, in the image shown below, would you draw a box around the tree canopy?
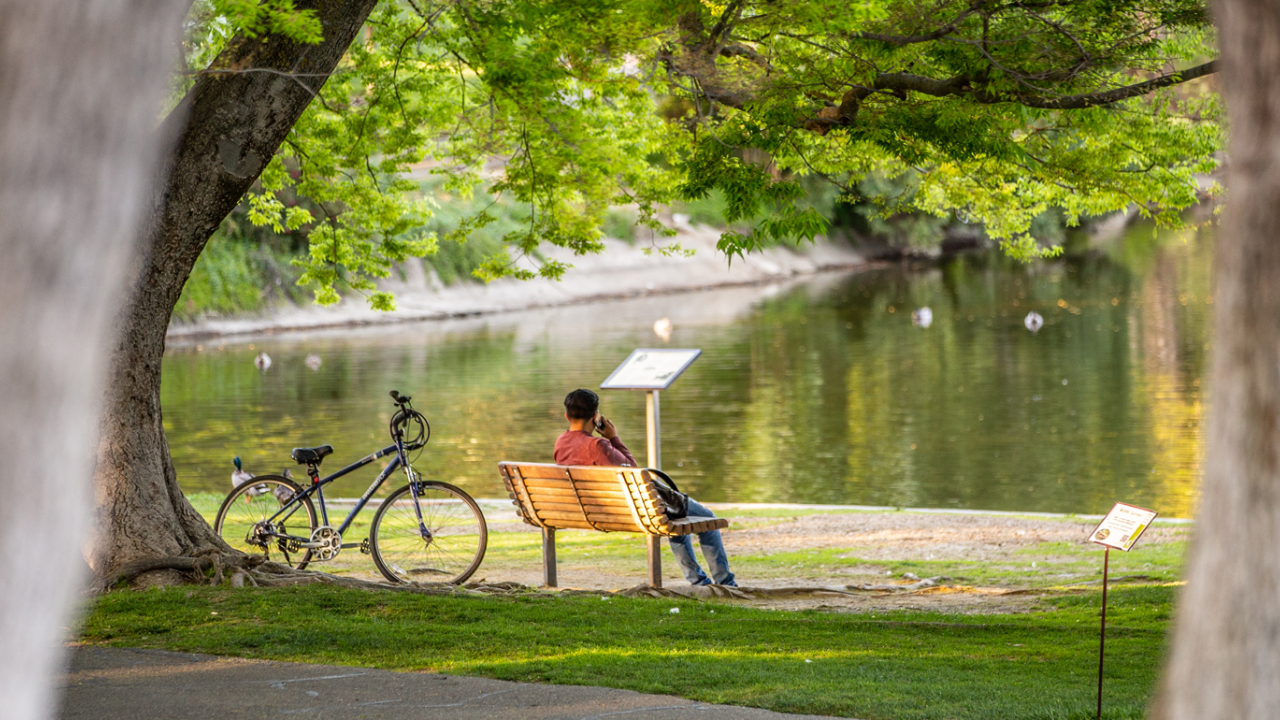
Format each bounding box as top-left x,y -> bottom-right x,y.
184,0 -> 1219,307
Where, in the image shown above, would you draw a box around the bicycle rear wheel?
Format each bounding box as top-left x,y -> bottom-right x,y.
215,475 -> 317,570
370,481 -> 487,584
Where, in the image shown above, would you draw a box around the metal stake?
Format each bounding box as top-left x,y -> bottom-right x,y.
1098,547 -> 1109,720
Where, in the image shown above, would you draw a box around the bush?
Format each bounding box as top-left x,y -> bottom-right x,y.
175,233 -> 265,319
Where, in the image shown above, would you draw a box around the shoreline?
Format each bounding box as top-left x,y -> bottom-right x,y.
168,222 -> 872,342
164,202 -> 1180,343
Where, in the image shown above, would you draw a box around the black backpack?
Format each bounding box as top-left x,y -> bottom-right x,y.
647,468 -> 689,519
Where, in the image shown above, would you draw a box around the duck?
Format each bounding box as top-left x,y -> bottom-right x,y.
912,307 -> 933,328
232,456 -> 271,499
254,352 -> 272,370
275,469 -> 297,504
305,353 -> 322,371
232,456 -> 254,489
1025,311 -> 1044,333
653,317 -> 673,342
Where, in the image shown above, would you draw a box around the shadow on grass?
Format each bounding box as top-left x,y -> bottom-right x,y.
81,583 -> 1175,720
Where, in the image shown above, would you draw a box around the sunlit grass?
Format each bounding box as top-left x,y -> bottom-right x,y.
81,583 -> 1174,720
191,493 -> 1188,589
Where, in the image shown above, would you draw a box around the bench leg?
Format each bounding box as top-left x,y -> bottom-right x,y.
542,527 -> 557,588
647,535 -> 662,588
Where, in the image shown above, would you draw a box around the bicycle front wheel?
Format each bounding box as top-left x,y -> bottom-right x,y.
370,481 -> 487,584
215,475 -> 317,570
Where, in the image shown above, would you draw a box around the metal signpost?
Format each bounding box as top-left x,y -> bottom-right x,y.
1088,502 -> 1158,720
600,348 -> 702,586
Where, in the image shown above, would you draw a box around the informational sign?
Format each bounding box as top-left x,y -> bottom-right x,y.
1089,503 -> 1158,552
600,349 -> 702,390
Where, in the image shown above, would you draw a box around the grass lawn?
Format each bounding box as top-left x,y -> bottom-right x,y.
80,582 -> 1176,720
187,492 -> 1189,590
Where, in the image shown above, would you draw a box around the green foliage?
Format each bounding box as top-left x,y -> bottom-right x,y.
174,203 -> 313,320
601,207 -> 639,242
182,0 -> 1221,309
420,182 -> 530,285
175,233 -> 264,320
208,0 -> 321,42
848,170 -> 952,249
83,584 -> 1176,720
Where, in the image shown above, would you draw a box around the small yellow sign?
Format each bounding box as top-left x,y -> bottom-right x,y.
1090,503 -> 1157,552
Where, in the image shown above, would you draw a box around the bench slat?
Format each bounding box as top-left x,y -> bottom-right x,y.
519,478 -> 626,492
669,516 -> 729,534
535,506 -> 641,521
510,477 -> 663,501
504,465 -> 570,480
532,500 -> 634,514
516,485 -> 629,501
511,501 -> 666,527
533,508 -> 638,523
501,463 -> 635,482
530,515 -> 645,533
522,489 -> 665,515
521,514 -> 718,536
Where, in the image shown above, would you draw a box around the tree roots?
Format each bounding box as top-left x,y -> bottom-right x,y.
102,552 -> 483,596
103,560 -> 964,601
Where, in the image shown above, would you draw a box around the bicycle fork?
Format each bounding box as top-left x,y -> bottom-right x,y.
407,471 -> 433,545
397,441 -> 433,545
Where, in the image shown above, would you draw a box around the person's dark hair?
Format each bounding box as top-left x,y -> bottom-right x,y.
564,389 -> 600,420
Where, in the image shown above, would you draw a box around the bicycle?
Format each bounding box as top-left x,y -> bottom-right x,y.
214,390 -> 487,584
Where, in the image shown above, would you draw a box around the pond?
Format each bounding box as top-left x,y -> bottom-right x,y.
164,223 -> 1213,517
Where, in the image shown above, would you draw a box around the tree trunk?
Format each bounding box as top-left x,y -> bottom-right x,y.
0,1 -> 188,717
90,0 -> 379,578
1154,0 -> 1280,717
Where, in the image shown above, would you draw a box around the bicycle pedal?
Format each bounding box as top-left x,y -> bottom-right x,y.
360,538 -> 371,555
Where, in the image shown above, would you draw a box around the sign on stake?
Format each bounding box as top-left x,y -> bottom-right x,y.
1089,502 -> 1158,720
600,349 -> 701,589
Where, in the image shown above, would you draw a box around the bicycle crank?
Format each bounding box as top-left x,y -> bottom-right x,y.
306,526 -> 342,561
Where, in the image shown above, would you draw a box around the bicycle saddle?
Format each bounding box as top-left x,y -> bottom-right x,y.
291,445 -> 334,465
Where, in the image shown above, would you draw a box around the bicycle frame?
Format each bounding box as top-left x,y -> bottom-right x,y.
264,437 -> 421,547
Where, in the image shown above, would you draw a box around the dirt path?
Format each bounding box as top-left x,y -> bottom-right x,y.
325,506 -> 1188,614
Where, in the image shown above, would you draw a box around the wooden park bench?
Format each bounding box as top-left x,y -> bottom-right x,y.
498,461 -> 729,588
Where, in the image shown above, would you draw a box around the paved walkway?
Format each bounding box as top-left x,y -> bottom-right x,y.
59,646 -> 845,720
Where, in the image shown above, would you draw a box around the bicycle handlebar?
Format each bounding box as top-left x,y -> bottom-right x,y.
388,389 -> 429,449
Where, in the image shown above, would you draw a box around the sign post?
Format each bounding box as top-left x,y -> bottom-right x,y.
1088,502 -> 1158,719
645,390 -> 661,470
601,348 -> 702,588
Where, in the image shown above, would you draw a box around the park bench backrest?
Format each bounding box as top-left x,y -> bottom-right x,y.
498,462 -> 672,535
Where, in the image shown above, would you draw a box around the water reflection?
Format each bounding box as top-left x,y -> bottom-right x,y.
163,223 -> 1212,517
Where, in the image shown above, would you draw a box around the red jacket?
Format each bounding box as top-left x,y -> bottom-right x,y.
554,430 -> 637,467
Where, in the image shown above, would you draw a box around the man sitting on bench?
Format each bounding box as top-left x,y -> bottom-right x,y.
554,389 -> 737,587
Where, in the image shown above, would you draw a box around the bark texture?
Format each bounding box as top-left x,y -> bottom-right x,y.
1154,0 -> 1280,717
0,1 -> 187,717
92,0 -> 379,576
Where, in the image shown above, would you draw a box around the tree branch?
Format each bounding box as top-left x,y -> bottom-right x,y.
874,60 -> 1218,109
847,4 -> 985,46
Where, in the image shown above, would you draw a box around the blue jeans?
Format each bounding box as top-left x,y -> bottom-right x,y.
668,497 -> 736,586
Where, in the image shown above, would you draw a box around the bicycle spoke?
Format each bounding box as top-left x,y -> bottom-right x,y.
372,483 -> 486,584
215,476 -> 316,571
